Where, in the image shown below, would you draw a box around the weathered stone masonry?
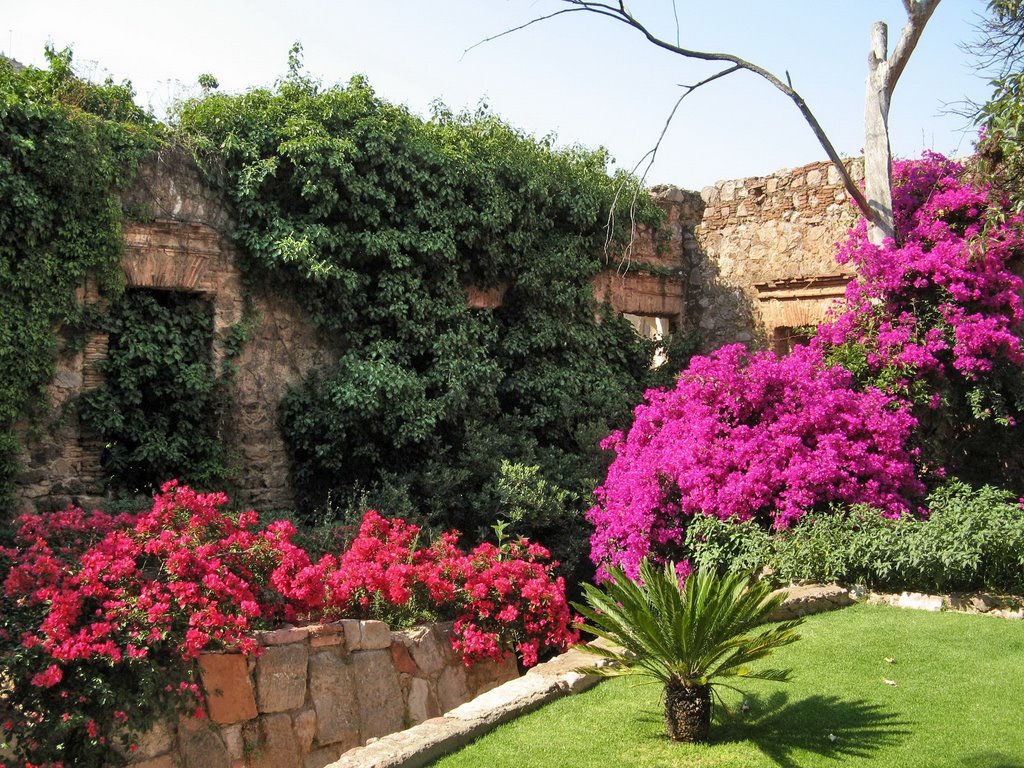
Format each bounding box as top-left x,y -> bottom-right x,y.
10,153 -> 863,514
123,619 -> 517,768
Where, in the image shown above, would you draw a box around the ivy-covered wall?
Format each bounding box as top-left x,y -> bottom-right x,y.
10,145 -> 695,520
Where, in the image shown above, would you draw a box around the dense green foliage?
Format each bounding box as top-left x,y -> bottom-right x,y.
173,51 -> 679,569
78,290 -> 234,494
682,480 -> 1024,594
0,50 -> 160,506
433,605 -> 1024,767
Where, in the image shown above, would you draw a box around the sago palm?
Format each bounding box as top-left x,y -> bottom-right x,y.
574,560 -> 802,743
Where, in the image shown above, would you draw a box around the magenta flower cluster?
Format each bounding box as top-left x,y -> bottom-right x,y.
817,152 -> 1024,385
588,344 -> 924,579
588,151 -> 1024,579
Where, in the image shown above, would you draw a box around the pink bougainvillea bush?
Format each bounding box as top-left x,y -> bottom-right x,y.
587,344 -> 924,579
589,150 -> 1024,579
0,483 -> 576,768
816,152 -> 1024,489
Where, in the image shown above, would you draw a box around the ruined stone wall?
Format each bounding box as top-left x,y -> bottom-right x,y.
124,620 -> 517,768
11,148 -> 333,515
689,158 -> 863,351
12,150 -> 859,515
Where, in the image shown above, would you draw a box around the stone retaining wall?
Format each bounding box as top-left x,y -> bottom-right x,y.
125,620 -> 517,768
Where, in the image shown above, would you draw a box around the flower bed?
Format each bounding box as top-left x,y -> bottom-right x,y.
0,483 -> 577,768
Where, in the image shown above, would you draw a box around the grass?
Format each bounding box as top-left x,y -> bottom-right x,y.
430,604 -> 1024,768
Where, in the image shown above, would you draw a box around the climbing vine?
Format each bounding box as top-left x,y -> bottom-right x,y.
78,290 -> 235,495
0,49 -> 161,507
174,50 -> 683,577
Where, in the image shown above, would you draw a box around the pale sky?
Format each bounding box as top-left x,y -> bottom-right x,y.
3,0 -> 994,191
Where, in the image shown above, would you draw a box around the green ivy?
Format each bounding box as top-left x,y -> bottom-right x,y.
78,290 -> 234,495
173,50 -> 685,579
0,49 -> 161,508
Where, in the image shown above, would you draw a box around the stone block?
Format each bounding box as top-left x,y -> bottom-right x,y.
341,620 -> 363,650
436,663 -> 470,714
408,627 -> 447,677
256,644 -> 308,713
391,641 -> 418,675
124,719 -> 174,760
304,745 -> 345,768
294,708 -> 317,753
126,756 -> 175,768
248,712 -> 301,768
258,626 -> 309,646
198,653 -> 258,724
360,620 -> 392,650
407,677 -> 441,725
178,716 -> 229,768
898,592 -> 944,612
351,648 -> 405,741
220,724 -> 244,760
309,651 -> 360,748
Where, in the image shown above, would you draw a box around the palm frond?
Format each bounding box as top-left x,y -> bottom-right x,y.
573,560 -> 803,691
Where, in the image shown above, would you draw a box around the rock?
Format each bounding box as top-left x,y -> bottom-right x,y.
178,716 -> 229,768
308,651 -> 359,749
898,592 -> 944,612
293,709 -> 317,753
247,712 -> 301,768
198,653 -> 258,724
256,644 -> 308,713
406,677 -> 441,724
360,621 -> 392,650
408,627 -> 447,677
436,664 -> 470,714
351,649 -> 405,740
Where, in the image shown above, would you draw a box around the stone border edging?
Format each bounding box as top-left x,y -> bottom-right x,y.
324,648 -> 600,768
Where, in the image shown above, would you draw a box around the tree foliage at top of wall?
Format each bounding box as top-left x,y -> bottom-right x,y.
172,50 -> 682,570
0,49 -> 162,509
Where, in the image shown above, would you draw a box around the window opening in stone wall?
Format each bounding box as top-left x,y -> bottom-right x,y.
623,313 -> 675,368
771,325 -> 814,356
78,288 -> 231,495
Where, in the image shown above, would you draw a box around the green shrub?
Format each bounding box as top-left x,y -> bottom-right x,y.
769,481 -> 1024,594
682,513 -> 772,576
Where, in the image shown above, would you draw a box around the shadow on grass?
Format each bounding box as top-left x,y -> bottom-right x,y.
717,692 -> 912,767
637,691 -> 912,768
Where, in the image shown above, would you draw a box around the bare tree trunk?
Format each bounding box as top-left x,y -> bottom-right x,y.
866,22 -> 896,244
864,1 -> 942,245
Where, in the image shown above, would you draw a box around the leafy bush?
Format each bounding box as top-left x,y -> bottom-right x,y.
173,53 -> 677,559
770,481 -> 1024,594
681,513 -> 773,576
1,482 -> 578,767
79,290 -> 234,494
588,343 -> 924,579
0,50 -> 161,506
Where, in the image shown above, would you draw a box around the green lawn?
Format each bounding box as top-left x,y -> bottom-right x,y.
431,604 -> 1024,768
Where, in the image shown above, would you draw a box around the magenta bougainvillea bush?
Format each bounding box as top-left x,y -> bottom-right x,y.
816,152 -> 1024,486
588,344 -> 924,579
0,483 -> 576,768
589,151 -> 1024,579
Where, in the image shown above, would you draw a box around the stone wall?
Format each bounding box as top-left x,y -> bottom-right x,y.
11,148 -> 333,515
123,619 -> 517,768
9,148 -> 695,516
689,158 -> 862,352
11,150 -> 864,515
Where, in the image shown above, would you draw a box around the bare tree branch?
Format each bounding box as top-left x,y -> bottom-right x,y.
887,0 -> 941,91
604,65 -> 742,271
549,0 -> 876,224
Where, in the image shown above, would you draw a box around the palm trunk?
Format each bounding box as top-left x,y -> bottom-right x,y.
664,679 -> 712,743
